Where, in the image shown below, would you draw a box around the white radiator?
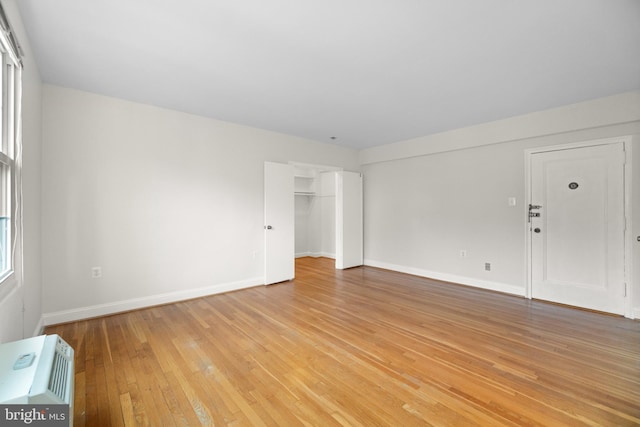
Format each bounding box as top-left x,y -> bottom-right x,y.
0,334 -> 74,426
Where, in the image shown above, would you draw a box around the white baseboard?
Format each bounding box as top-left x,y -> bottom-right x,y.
42,277 -> 264,326
296,252 -> 335,259
364,259 -> 525,296
295,251 -> 312,258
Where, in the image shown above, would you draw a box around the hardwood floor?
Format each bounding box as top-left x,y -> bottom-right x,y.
45,257 -> 640,426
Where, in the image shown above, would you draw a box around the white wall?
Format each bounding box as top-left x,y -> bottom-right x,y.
295,195 -> 311,256
0,0 -> 43,343
317,172 -> 336,258
294,167 -> 317,257
361,92 -> 640,317
41,85 -> 359,324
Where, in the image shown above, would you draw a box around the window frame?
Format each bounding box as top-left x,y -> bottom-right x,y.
0,5 -> 22,288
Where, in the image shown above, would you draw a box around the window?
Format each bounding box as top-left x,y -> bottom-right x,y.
0,5 -> 22,283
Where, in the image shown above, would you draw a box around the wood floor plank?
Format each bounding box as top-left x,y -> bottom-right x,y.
45,257 -> 640,426
119,392 -> 136,427
74,370 -> 86,427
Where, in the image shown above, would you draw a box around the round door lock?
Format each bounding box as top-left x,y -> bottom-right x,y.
534,228 -> 541,233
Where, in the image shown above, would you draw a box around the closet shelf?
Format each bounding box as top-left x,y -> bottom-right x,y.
295,191 -> 315,196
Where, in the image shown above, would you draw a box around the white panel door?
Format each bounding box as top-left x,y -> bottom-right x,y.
530,143 -> 625,314
336,171 -> 363,269
264,162 -> 294,284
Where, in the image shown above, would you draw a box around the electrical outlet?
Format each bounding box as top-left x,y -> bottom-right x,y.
91,267 -> 102,278
459,250 -> 467,258
484,262 -> 491,271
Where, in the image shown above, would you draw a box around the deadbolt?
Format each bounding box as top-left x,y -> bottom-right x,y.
534,228 -> 541,233
528,204 -> 542,222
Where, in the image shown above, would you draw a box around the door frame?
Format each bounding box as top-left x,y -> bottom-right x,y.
524,136 -> 633,318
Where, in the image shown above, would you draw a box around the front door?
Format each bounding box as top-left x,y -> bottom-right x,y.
529,142 -> 626,314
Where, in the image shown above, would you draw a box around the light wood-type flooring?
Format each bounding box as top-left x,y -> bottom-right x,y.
45,257 -> 640,426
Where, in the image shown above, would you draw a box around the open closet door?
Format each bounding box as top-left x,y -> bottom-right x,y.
264,162 -> 294,284
336,171 -> 363,269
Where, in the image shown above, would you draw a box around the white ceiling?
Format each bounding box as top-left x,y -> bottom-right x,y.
16,0 -> 640,149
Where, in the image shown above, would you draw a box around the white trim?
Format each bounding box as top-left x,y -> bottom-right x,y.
524,149 -> 533,299
523,136 -> 631,156
42,277 -> 264,326
523,136 -> 633,318
288,161 -> 343,173
624,139 -> 634,319
295,252 -> 335,259
364,259 -> 525,296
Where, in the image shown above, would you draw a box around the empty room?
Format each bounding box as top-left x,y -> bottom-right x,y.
0,0 -> 639,425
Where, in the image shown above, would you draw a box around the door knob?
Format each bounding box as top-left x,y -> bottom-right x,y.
265,225 -> 273,230
534,228 -> 541,233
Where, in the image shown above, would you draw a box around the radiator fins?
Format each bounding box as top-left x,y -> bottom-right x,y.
47,346 -> 71,402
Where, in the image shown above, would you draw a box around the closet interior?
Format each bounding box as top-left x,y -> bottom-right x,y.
294,164 -> 340,259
